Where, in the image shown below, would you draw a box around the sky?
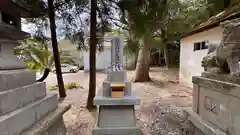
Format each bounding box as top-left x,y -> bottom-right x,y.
21,2 -> 121,41
22,20 -> 58,39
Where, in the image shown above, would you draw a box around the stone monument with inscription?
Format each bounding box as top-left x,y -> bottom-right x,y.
0,1 -> 70,135
93,36 -> 140,135
183,18 -> 240,135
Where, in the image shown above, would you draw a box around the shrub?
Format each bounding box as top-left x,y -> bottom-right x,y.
65,82 -> 80,89
48,82 -> 81,91
48,85 -> 58,91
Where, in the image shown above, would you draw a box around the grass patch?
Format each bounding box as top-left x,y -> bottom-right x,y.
48,82 -> 81,91
65,82 -> 81,89
48,85 -> 58,91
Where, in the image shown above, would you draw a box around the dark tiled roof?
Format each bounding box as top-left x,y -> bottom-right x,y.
183,3 -> 240,38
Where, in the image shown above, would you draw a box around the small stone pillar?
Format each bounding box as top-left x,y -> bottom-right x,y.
0,4 -> 70,135
93,36 -> 140,135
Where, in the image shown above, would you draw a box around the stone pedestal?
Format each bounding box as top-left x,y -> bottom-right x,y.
0,24 -> 70,134
183,72 -> 240,135
93,36 -> 140,135
93,70 -> 140,135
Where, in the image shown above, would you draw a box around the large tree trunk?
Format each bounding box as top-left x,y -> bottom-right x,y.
48,0 -> 66,98
87,0 -> 97,110
133,54 -> 138,69
134,37 -> 151,82
163,45 -> 169,69
158,50 -> 161,67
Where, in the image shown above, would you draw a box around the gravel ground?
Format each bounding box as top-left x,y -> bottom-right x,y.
47,68 -> 192,135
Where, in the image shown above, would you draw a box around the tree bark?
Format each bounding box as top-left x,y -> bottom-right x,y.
126,54 -> 137,70
87,0 -> 97,110
158,50 -> 161,67
134,37 -> 151,82
48,0 -> 66,98
133,53 -> 138,69
163,45 -> 169,69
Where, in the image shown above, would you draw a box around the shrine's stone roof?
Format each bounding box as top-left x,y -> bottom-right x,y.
183,3 -> 240,38
0,22 -> 29,40
0,0 -> 46,18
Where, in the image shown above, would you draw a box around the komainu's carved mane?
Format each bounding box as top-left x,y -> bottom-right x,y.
201,18 -> 240,76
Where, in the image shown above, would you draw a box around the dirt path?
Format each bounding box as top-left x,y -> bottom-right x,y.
60,68 -> 192,135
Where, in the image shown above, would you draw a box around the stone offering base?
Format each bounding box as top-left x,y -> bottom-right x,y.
94,89 -> 140,106
21,103 -> 70,135
201,72 -> 240,85
182,75 -> 240,135
93,68 -> 139,134
183,107 -> 227,135
93,105 -> 140,135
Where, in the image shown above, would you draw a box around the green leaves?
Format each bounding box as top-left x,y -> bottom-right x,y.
14,37 -> 74,72
124,39 -> 140,56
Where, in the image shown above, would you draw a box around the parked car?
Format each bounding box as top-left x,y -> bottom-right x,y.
52,64 -> 79,73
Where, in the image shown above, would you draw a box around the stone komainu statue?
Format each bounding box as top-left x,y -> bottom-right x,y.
202,18 -> 240,76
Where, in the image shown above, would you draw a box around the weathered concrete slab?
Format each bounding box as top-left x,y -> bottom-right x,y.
0,43 -> 27,70
192,76 -> 240,98
93,127 -> 140,135
198,87 -> 240,134
192,84 -> 199,113
0,93 -> 58,135
0,69 -> 36,91
106,71 -> 127,82
94,96 -> 140,106
0,57 -> 27,70
94,89 -> 140,105
93,106 -> 140,135
201,72 -> 240,85
21,103 -> 71,135
183,107 -> 227,135
98,106 -> 136,127
0,82 -> 46,115
193,76 -> 240,135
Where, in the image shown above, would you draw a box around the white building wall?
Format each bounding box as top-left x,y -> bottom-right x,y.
179,26 -> 223,87
84,36 -> 130,72
83,46 -> 112,72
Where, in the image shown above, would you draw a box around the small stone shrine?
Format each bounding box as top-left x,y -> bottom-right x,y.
93,36 -> 140,135
183,18 -> 240,135
0,1 -> 70,135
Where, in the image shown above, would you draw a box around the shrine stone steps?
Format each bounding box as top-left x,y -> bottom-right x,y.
0,82 -> 46,115
0,93 -> 58,135
0,69 -> 36,91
